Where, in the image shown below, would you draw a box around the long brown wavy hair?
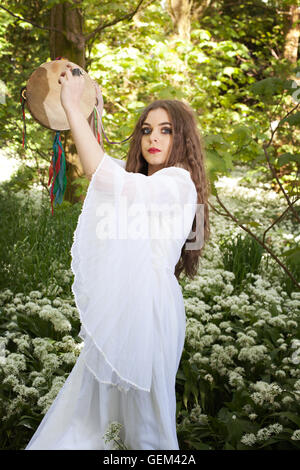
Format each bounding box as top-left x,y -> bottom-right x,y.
124,99 -> 211,280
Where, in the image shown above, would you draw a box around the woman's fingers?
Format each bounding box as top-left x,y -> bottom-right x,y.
65,64 -> 73,76
58,62 -> 84,87
58,71 -> 67,85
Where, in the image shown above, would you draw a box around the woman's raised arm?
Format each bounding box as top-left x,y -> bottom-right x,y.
58,63 -> 104,180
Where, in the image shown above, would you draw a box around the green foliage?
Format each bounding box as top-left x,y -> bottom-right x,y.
0,288 -> 82,449
282,111 -> 300,127
176,274 -> 300,450
281,244 -> 300,295
249,77 -> 290,103
0,0 -> 299,452
0,186 -> 81,296
0,161 -> 299,450
219,233 -> 264,291
0,0 -> 299,200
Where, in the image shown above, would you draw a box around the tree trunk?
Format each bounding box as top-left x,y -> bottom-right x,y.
49,1 -> 87,204
191,0 -> 213,20
167,0 -> 192,41
283,3 -> 300,64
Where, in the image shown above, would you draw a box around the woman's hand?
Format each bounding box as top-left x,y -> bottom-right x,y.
58,63 -> 85,113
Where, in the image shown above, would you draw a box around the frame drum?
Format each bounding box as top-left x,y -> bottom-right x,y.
25,60 -> 96,131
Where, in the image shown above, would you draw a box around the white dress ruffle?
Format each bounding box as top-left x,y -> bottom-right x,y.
25,153 -> 197,450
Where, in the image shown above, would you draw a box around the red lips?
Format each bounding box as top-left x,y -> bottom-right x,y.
148,148 -> 161,154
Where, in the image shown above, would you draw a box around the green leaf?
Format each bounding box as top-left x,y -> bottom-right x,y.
282,245 -> 300,261
230,125 -> 252,145
282,111 -> 300,127
270,411 -> 300,428
249,78 -> 287,101
206,150 -> 228,173
277,153 -> 300,166
17,415 -> 40,429
224,442 -> 236,450
239,220 -> 261,228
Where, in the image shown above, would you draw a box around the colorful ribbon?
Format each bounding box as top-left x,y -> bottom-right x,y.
48,131 -> 67,216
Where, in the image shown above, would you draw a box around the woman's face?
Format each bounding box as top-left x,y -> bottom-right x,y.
141,108 -> 173,176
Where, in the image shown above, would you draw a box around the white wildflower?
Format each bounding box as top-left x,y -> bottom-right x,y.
282,396 -> 294,405
256,423 -> 282,442
245,329 -> 258,338
102,421 -> 128,450
219,321 -> 231,330
201,335 -> 215,347
12,334 -> 31,353
41,353 -> 61,373
3,374 -> 19,387
240,433 -> 256,446
32,376 -> 47,388
13,384 -> 39,399
60,352 -> 76,364
291,430 -> 300,441
3,353 -> 27,374
190,404 -> 202,422
192,352 -> 202,363
268,315 -> 288,328
219,334 -> 232,342
228,369 -> 245,390
204,374 -> 214,383
238,345 -> 268,364
198,414 -> 209,425
37,376 -> 66,414
250,381 -> 282,406
32,338 -> 54,360
38,305 -> 71,332
236,332 -> 256,347
243,404 -> 253,414
275,370 -> 286,379
29,291 -> 42,300
24,302 -> 40,315
209,344 -> 238,375
294,379 -> 300,391
205,323 -> 221,336
39,297 -> 52,306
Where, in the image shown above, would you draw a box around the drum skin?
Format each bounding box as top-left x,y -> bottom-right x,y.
25,60 -> 96,131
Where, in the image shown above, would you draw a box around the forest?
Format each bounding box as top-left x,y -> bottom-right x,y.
0,0 -> 299,451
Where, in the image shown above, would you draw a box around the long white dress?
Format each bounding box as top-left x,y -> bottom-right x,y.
25,153 -> 197,450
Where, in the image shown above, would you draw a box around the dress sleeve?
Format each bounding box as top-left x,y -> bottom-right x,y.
70,153 -> 197,393
92,152 -> 195,208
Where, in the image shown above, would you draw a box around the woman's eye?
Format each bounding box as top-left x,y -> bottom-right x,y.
141,127 -> 172,135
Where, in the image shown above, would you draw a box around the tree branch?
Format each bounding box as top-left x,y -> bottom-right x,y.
0,5 -> 64,34
210,193 -> 300,290
263,101 -> 300,224
262,197 -> 300,245
84,0 -> 149,41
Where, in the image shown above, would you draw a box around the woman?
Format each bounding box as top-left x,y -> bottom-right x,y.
25,63 -> 210,450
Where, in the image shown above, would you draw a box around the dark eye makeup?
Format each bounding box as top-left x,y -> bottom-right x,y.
141,126 -> 172,135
